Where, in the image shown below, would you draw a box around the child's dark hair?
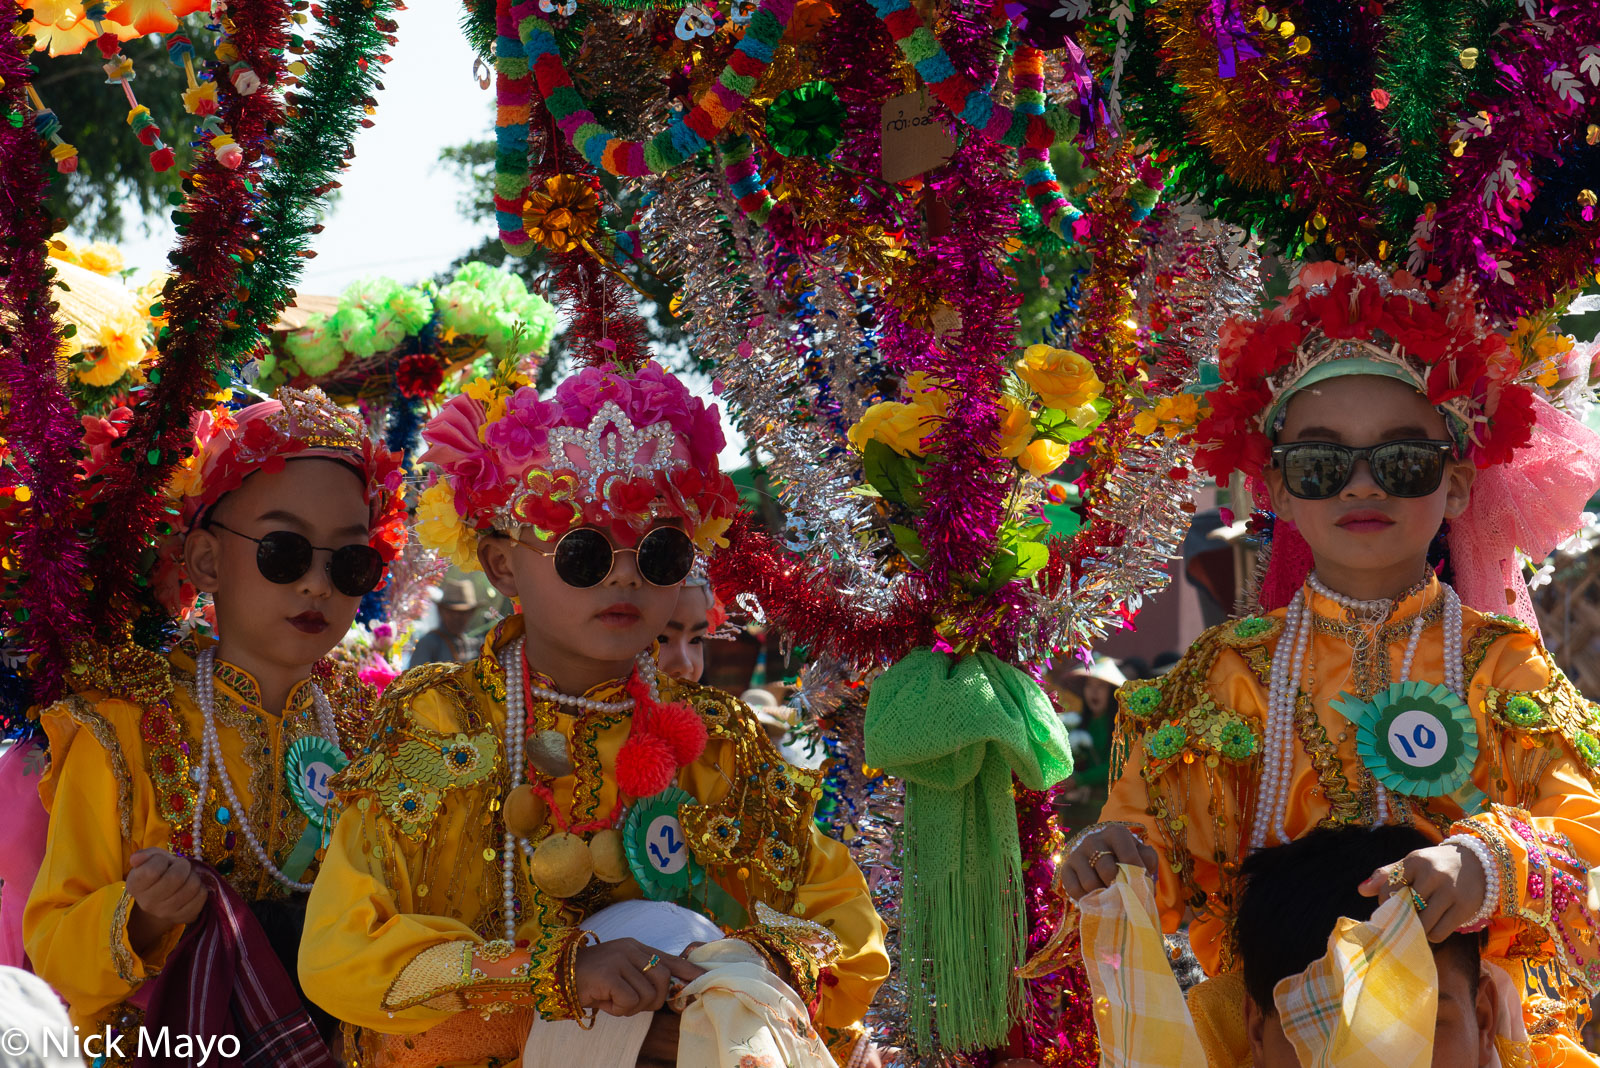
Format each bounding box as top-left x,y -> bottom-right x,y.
1235,824 -> 1482,1010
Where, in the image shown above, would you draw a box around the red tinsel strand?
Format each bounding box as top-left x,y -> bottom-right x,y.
81,0 -> 291,634
0,5 -> 92,704
1005,783 -> 1098,1067
527,97 -> 647,369
708,515 -> 936,671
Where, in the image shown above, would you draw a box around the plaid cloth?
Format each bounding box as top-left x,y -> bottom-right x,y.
1079,864 -> 1205,1068
1274,892 -> 1435,1068
134,863 -> 337,1068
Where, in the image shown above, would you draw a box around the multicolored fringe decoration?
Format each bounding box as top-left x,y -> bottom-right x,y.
80,0 -> 291,635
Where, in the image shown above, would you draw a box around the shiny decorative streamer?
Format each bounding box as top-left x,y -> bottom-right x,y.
0,2 -> 90,707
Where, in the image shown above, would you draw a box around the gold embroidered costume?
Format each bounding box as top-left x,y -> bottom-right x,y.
22,640 -> 374,1057
300,616 -> 888,1068
1090,578 -> 1600,1066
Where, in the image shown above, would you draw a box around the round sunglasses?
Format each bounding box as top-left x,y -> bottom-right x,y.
208,522 -> 386,597
1270,439 -> 1455,501
512,525 -> 697,589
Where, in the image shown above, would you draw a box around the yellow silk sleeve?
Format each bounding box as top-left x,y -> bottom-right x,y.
795,826 -> 889,1033
23,699 -> 182,1028
1096,643 -> 1259,941
299,802 -> 486,1033
1455,631 -> 1600,989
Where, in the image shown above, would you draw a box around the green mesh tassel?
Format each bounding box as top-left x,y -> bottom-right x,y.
865,648 -> 1074,1053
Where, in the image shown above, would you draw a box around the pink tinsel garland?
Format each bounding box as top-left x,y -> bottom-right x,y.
0,7 -> 92,704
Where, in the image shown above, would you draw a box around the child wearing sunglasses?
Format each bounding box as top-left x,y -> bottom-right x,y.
24,387 -> 406,1058
299,360 -> 888,1068
1058,263 -> 1600,1067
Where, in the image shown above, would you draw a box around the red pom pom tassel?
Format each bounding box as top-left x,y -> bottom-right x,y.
615,733 -> 676,799
648,701 -> 707,767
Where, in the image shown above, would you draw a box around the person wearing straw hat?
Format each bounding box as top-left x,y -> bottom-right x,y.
407,578 -> 481,669
1055,656 -> 1126,832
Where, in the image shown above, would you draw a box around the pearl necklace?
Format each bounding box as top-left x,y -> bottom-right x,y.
191,647 -> 339,894
1250,576 -> 1465,852
497,641 -> 656,941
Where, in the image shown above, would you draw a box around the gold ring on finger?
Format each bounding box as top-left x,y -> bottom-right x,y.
1088,850 -> 1114,867
641,953 -> 662,973
1385,865 -> 1411,891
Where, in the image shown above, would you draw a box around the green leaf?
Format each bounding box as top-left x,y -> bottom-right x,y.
890,524 -> 927,568
1014,541 -> 1049,578
861,439 -> 924,509
983,550 -> 1023,593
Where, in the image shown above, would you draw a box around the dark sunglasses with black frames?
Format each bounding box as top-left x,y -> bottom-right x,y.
1270,439 -> 1457,501
207,522 -> 387,598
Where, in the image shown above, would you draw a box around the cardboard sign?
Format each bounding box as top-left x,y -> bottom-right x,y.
880,89 -> 955,183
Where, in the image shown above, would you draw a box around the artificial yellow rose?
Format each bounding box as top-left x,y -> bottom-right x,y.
1131,393 -> 1201,438
847,400 -> 935,457
1018,437 -> 1072,477
996,396 -> 1035,458
903,371 -> 953,416
415,480 -> 481,572
1014,344 -> 1104,413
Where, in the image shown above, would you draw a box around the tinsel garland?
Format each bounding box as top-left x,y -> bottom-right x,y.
863,0 -> 1063,150
513,0 -> 796,178
225,0 -> 399,350
877,3 -> 1019,610
0,3 -> 90,708
80,0 -> 291,635
1372,0 -> 1467,236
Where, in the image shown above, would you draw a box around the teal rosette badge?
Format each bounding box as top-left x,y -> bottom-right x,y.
281,735 -> 349,880
623,785 -> 745,927
1331,681 -> 1477,797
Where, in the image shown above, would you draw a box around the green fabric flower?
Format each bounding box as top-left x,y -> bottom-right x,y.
1123,683 -> 1163,717
767,81 -> 845,159
1576,733 -> 1600,767
1217,719 -> 1258,761
1233,616 -> 1273,640
1503,694 -> 1545,729
1146,722 -> 1187,762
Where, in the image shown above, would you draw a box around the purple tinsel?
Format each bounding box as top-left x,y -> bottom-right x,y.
0,7 -> 91,708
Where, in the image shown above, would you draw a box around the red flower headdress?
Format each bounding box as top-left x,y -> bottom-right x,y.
1192,262 -> 1533,481
155,386 -> 407,614
416,361 -> 739,566
1191,262 -> 1600,629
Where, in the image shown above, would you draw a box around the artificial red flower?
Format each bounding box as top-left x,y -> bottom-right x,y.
1474,385 -> 1536,468
396,353 -> 445,400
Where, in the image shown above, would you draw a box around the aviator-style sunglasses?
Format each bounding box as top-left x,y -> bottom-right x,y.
1270,439 -> 1455,501
512,525 -> 697,589
208,522 -> 387,597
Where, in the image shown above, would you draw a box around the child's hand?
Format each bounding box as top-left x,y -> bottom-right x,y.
575,938 -> 704,1017
125,848 -> 208,951
1358,841 -> 1487,941
1058,825 -> 1159,899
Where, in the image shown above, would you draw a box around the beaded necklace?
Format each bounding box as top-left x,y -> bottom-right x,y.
191,647 -> 339,894
1250,575 -> 1464,852
496,639 -> 658,941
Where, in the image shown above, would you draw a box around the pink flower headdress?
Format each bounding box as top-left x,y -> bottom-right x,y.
415,361 -> 739,570
154,386 -> 408,614
1191,262 -> 1600,628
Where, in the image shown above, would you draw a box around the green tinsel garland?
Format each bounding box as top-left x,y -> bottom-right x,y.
1374,0 -> 1471,239
462,0 -> 495,59
221,0 -> 398,370
1114,1 -> 1308,255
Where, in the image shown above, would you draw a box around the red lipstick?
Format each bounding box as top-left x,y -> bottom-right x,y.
596,602 -> 643,627
289,611 -> 328,634
1336,509 -> 1394,534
